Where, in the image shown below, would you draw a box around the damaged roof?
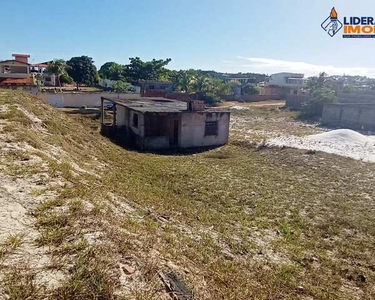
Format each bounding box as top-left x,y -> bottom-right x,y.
102,97 -> 230,113
117,98 -> 187,113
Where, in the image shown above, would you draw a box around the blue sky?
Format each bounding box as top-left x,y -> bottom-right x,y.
1,0 -> 375,77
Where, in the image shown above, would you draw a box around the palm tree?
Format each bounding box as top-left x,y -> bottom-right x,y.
317,72 -> 328,88
172,70 -> 196,93
309,72 -> 329,91
193,75 -> 210,93
45,59 -> 70,93
34,74 -> 44,93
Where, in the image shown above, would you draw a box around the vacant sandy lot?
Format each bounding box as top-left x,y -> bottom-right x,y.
1,94 -> 374,299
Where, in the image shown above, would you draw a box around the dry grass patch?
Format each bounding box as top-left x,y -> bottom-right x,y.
1,267 -> 46,300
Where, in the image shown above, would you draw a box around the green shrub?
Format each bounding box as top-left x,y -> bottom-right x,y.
60,74 -> 74,84
242,83 -> 260,95
202,93 -> 221,106
300,88 -> 337,119
113,80 -> 130,94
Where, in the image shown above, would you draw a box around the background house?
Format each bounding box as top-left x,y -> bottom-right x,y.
30,63 -> 56,86
0,54 -> 38,94
140,80 -> 173,97
98,78 -> 116,90
98,78 -> 141,93
267,72 -> 309,95
141,80 -> 172,91
0,54 -> 31,79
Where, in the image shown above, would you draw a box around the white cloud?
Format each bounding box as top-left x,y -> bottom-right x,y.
223,56 -> 375,77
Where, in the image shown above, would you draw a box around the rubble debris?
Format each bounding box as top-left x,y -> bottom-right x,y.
158,271 -> 193,300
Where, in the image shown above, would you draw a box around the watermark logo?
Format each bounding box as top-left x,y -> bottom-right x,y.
321,7 -> 343,37
321,7 -> 375,38
343,16 -> 375,38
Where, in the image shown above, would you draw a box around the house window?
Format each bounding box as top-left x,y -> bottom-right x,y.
45,77 -> 51,82
4,66 -> 11,73
205,121 -> 218,136
160,85 -> 166,90
132,113 -> 139,128
149,85 -> 155,90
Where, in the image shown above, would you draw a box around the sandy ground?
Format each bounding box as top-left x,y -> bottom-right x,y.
220,100 -> 286,108
0,103 -> 67,294
1,97 -> 374,298
0,172 -> 65,288
229,102 -> 375,163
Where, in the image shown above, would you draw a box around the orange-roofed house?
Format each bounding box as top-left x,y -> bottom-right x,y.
0,54 -> 31,79
0,54 -> 38,94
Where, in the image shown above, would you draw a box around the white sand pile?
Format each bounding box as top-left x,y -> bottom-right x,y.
268,129 -> 375,163
308,129 -> 370,143
230,106 -> 251,110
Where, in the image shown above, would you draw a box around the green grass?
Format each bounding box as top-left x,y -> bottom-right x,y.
50,246 -> 118,300
1,91 -> 375,299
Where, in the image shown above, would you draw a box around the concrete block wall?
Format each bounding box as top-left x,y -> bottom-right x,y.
338,90 -> 375,104
285,95 -> 310,109
260,86 -> 283,95
322,103 -> 375,130
166,92 -> 200,101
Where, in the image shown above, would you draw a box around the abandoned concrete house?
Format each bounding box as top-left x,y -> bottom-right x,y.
100,97 -> 231,150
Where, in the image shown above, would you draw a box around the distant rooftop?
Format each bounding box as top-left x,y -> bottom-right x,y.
138,80 -> 172,84
32,63 -> 49,68
0,59 -> 30,65
271,72 -> 304,78
12,54 -> 30,58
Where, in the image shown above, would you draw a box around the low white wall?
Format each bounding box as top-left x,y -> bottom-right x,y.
42,92 -> 141,108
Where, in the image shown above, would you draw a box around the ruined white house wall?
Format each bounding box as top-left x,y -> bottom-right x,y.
128,110 -> 144,137
102,98 -> 231,150
179,112 -> 230,148
115,107 -> 144,136
116,106 -> 127,126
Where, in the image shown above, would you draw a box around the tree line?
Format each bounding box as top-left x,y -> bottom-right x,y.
45,56 -> 98,91
46,56 -> 176,90
45,56 -> 261,104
